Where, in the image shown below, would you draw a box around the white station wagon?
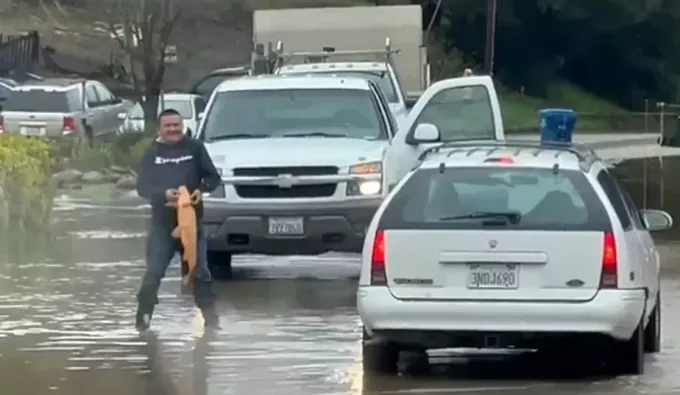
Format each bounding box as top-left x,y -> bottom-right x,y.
358,139 -> 672,376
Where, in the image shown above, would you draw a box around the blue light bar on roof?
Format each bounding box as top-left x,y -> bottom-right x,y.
539,108 -> 576,145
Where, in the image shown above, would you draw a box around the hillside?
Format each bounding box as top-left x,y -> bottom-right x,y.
0,0 -> 627,131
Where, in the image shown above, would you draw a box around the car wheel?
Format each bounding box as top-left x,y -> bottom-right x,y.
644,293 -> 661,353
362,328 -> 400,374
610,315 -> 645,375
207,251 -> 232,280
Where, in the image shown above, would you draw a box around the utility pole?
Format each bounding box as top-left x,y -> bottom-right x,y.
483,0 -> 498,75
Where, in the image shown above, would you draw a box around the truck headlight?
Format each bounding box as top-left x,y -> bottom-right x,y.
347,161 -> 382,196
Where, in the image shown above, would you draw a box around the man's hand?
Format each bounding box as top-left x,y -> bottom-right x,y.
190,189 -> 202,205
165,188 -> 179,203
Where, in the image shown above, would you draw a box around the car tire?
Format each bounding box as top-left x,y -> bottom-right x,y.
644,293 -> 661,353
207,251 -> 232,280
611,316 -> 645,375
362,328 -> 400,374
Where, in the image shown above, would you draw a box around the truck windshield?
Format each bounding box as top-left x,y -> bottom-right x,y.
201,88 -> 388,141
284,71 -> 398,103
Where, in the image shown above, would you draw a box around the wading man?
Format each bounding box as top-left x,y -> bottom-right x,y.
135,108 -> 221,330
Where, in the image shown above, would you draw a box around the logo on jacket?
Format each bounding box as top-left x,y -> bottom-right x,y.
155,155 -> 193,165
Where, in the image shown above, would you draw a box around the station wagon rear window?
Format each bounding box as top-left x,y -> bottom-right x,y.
202,88 -> 387,141
380,167 -> 611,231
2,90 -> 79,112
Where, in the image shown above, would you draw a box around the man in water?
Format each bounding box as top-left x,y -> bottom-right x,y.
135,108 -> 222,331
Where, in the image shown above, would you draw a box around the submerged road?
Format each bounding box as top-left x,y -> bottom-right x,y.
0,194 -> 679,395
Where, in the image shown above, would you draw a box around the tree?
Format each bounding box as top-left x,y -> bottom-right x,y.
108,0 -> 181,135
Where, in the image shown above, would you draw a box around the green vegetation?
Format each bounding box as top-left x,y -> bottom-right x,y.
0,135 -> 54,234
500,82 -> 626,131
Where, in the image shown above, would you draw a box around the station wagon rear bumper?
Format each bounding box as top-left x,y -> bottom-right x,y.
202,198 -> 381,255
358,287 -> 646,344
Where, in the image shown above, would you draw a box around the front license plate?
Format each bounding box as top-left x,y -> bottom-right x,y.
268,216 -> 304,235
467,263 -> 519,289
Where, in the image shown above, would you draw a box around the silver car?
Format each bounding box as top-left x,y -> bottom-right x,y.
117,93 -> 206,136
0,78 -> 131,142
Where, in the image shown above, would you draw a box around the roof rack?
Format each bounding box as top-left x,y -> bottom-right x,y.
418,140 -> 599,168
272,37 -> 400,69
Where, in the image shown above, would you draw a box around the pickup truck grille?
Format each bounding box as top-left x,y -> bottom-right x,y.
232,166 -> 338,198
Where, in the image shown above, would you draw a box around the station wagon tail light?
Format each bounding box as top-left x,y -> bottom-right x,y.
600,231 -> 618,288
370,229 -> 387,286
62,116 -> 76,134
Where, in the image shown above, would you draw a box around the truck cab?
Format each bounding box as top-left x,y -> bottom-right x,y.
277,61 -> 409,128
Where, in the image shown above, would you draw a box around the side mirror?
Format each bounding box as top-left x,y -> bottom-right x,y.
186,128 -> 193,138
409,123 -> 440,144
197,112 -> 205,121
117,112 -> 126,120
641,209 -> 673,231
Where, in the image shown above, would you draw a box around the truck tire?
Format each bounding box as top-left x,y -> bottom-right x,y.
207,251 -> 232,280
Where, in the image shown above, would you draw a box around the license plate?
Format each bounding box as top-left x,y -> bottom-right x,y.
20,126 -> 44,136
268,217 -> 304,235
467,263 -> 519,289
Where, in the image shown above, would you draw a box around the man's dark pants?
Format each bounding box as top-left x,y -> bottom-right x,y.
137,222 -> 215,314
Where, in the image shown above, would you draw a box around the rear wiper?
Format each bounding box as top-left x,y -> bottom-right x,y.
282,132 -> 347,138
439,211 -> 521,224
207,133 -> 267,141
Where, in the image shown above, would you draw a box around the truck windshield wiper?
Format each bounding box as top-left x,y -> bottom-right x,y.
282,132 -> 347,138
439,211 -> 521,224
207,133 -> 267,141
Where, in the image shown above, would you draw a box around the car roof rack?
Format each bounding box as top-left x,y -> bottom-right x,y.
418,140 -> 599,169
272,37 -> 400,70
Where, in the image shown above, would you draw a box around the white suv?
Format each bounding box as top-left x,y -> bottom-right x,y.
357,140 -> 672,376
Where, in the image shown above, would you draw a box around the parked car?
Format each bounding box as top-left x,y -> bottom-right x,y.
117,93 -> 206,136
0,78 -> 131,142
358,139 -> 671,376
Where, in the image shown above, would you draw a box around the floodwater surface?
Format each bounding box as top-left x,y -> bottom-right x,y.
2,154 -> 680,395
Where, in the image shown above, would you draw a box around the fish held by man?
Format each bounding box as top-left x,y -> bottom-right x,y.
166,185 -> 200,288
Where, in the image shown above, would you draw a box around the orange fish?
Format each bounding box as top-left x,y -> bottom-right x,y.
167,186 -> 198,288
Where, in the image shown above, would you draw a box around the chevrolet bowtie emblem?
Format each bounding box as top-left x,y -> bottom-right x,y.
273,174 -> 296,188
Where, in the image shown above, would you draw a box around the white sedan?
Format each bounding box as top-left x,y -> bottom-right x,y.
117,93 -> 206,136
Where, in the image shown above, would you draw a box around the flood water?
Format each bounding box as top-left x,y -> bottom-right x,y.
2,155 -> 680,395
